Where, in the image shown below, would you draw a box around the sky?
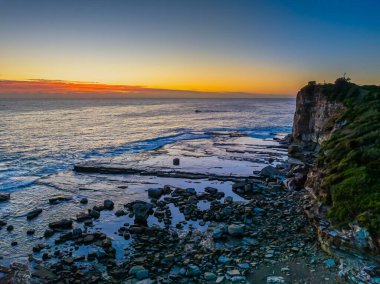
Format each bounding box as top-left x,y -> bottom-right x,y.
0,0 -> 379,98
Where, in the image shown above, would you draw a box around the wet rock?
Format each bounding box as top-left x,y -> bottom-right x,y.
49,196 -> 72,204
204,272 -> 217,281
205,187 -> 218,195
27,229 -> 35,235
76,212 -> 91,222
186,188 -> 196,195
115,209 -> 126,217
0,193 -> 10,202
6,225 -> 14,231
129,265 -> 149,280
212,226 -> 226,239
267,276 -> 285,283
228,224 -> 245,237
0,220 -> 7,227
48,219 -> 73,230
173,158 -> 180,166
218,255 -> 231,264
11,241 -> 18,246
128,201 -> 153,225
80,198 -> 88,204
72,228 -> 83,237
89,209 -> 100,219
44,229 -> 54,238
104,199 -> 114,210
323,258 -> 336,268
260,165 -> 281,178
148,188 -> 163,199
186,264 -> 201,277
27,208 -> 43,220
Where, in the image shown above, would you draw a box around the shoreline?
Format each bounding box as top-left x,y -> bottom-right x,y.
0,131 -> 354,283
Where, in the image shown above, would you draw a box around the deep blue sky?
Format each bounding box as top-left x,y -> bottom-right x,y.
1,0 -> 379,95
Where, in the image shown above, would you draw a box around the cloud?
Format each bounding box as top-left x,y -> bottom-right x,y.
0,79 -> 291,99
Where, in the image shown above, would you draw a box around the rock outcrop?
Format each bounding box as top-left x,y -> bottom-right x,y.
289,79 -> 380,252
291,81 -> 345,151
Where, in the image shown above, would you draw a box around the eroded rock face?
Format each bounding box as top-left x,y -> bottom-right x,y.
291,86 -> 345,151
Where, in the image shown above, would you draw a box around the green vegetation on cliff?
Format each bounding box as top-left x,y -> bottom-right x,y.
316,78 -> 380,236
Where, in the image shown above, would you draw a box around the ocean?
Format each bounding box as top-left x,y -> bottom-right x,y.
0,98 -> 295,192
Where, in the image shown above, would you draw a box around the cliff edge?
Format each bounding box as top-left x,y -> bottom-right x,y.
290,78 -> 380,252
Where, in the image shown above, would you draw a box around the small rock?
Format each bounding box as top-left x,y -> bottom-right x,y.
49,219 -> 73,230
173,158 -> 180,166
204,272 -> 217,281
228,224 -> 245,237
103,199 -> 114,210
148,188 -> 163,199
0,193 -> 10,202
6,225 -> 14,231
27,229 -> 35,235
80,198 -> 88,204
44,229 -> 54,238
11,241 -> 18,246
186,264 -> 200,277
89,209 -> 100,219
218,255 -> 231,264
267,276 -> 285,284
27,208 -> 43,220
323,258 -> 336,268
260,165 -> 281,178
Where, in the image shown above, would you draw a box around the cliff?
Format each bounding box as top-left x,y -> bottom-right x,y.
290,78 -> 380,251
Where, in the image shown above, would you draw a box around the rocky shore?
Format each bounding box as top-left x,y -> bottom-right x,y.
0,132 -> 352,283
1,80 -> 379,283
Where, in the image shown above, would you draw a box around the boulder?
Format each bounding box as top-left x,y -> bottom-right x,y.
129,265 -> 149,280
103,199 -> 114,210
259,166 -> 281,178
27,208 -> 43,220
186,264 -> 201,277
148,188 -> 163,199
49,219 -> 73,230
0,193 -> 10,202
228,224 -> 245,237
129,201 -> 153,225
205,187 -> 218,195
80,198 -> 88,204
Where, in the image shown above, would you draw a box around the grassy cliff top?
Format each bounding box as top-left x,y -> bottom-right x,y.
313,78 -> 380,237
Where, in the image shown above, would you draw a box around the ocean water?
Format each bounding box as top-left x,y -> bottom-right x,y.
0,98 -> 295,191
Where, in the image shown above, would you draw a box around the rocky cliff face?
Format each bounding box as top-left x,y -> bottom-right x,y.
289,80 -> 380,253
291,82 -> 345,151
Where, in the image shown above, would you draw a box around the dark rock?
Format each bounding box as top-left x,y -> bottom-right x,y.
115,209 -> 126,217
76,212 -> 91,222
27,208 -> 43,220
6,225 -> 14,231
49,196 -> 72,204
205,187 -> 218,194
72,228 -> 83,237
103,200 -> 114,210
89,209 -> 100,219
11,241 -> 18,246
27,229 -> 35,235
44,229 -> 54,238
0,193 -> 10,202
80,198 -> 88,204
227,224 -> 245,237
173,158 -> 180,166
128,201 -> 153,225
259,165 -> 281,178
148,188 -> 163,199
0,220 -> 7,227
48,219 -> 73,230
